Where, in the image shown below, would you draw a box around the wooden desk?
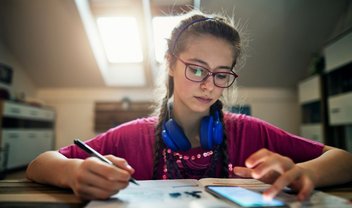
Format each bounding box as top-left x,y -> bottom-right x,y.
0,179 -> 351,207
317,181 -> 352,202
0,179 -> 87,207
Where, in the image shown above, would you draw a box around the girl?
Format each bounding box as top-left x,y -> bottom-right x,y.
26,11 -> 352,201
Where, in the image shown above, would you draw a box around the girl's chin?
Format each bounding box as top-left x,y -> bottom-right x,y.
190,103 -> 213,113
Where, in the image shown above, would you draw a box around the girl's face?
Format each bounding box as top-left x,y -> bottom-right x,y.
170,34 -> 234,115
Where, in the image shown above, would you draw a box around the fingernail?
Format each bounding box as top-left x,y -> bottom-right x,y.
262,194 -> 273,202
251,172 -> 260,179
263,190 -> 274,200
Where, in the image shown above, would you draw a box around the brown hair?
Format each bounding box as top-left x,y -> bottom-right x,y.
152,10 -> 242,179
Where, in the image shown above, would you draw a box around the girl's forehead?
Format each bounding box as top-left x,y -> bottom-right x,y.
180,35 -> 234,65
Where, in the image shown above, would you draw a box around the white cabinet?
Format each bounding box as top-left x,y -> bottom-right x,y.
298,75 -> 325,143
1,130 -> 54,169
298,75 -> 321,104
324,32 -> 352,73
328,93 -> 352,125
0,101 -> 55,171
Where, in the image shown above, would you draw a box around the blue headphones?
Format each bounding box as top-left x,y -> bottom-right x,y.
161,104 -> 223,151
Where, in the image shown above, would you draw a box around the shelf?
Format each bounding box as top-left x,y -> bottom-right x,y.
301,101 -> 322,124
298,31 -> 352,151
94,101 -> 153,133
3,101 -> 54,121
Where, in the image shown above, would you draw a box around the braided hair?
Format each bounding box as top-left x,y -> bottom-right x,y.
152,11 -> 241,179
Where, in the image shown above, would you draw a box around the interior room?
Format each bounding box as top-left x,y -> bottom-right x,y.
0,0 -> 351,182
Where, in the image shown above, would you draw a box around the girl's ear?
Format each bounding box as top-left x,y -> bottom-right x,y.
166,53 -> 175,76
168,67 -> 175,77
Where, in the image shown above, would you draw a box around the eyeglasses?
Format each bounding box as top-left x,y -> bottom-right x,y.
175,56 -> 238,88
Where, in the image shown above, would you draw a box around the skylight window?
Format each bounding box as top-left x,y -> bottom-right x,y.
152,16 -> 182,63
75,0 -> 192,87
96,17 -> 143,63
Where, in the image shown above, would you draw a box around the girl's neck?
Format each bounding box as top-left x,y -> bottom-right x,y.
172,102 -> 209,147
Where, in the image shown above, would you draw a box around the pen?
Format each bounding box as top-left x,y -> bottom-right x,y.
73,139 -> 139,185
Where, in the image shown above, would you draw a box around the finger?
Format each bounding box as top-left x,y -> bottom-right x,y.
77,161 -> 129,191
263,166 -> 302,199
105,155 -> 135,174
85,157 -> 131,183
245,148 -> 271,168
250,156 -> 292,179
297,175 -> 314,201
233,167 -> 253,178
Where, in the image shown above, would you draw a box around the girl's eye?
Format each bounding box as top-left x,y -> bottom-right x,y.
215,73 -> 228,80
189,65 -> 205,77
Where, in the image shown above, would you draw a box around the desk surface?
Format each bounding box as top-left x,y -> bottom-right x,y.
0,179 -> 86,207
317,181 -> 352,202
0,179 -> 351,208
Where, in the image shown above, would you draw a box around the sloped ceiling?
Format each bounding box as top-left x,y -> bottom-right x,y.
0,0 -> 349,89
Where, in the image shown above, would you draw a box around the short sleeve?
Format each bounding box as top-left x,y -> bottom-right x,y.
224,113 -> 324,166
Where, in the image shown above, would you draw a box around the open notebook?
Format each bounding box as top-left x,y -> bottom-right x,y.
86,178 -> 350,208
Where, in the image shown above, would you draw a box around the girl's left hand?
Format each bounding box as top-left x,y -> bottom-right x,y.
233,148 -> 316,201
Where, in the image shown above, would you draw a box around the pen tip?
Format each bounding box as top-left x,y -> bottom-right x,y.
131,179 -> 139,185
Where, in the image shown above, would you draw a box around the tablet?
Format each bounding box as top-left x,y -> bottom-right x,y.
205,186 -> 287,207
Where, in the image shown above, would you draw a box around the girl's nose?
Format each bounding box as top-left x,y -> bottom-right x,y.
200,75 -> 215,91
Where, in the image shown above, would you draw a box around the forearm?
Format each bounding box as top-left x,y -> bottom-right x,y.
26,151 -> 82,188
298,146 -> 352,187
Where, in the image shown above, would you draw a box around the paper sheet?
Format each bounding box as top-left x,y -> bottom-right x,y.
86,179 -> 351,208
86,179 -> 216,208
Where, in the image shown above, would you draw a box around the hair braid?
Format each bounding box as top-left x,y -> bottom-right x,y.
211,100 -> 229,178
219,106 -> 229,177
205,145 -> 220,177
166,152 -> 175,178
152,96 -> 169,179
166,150 -> 183,179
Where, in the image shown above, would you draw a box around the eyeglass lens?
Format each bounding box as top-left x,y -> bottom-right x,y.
185,65 -> 236,88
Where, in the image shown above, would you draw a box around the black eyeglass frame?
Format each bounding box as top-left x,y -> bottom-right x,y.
174,55 -> 238,88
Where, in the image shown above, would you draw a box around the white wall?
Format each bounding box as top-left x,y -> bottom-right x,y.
37,87 -> 300,149
37,88 -> 155,148
239,88 -> 300,134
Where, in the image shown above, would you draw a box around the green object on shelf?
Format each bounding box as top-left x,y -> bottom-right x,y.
307,53 -> 325,76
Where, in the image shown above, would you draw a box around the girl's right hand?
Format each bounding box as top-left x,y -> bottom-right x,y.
233,149 -> 315,201
68,155 -> 135,200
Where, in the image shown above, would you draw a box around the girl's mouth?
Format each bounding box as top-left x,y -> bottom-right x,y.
195,96 -> 212,104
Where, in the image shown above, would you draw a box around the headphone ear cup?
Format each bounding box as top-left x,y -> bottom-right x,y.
162,119 -> 191,151
162,124 -> 178,151
200,116 -> 214,150
200,112 -> 224,149
213,116 -> 223,145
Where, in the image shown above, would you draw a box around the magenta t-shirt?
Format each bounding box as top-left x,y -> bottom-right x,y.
59,113 -> 324,180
